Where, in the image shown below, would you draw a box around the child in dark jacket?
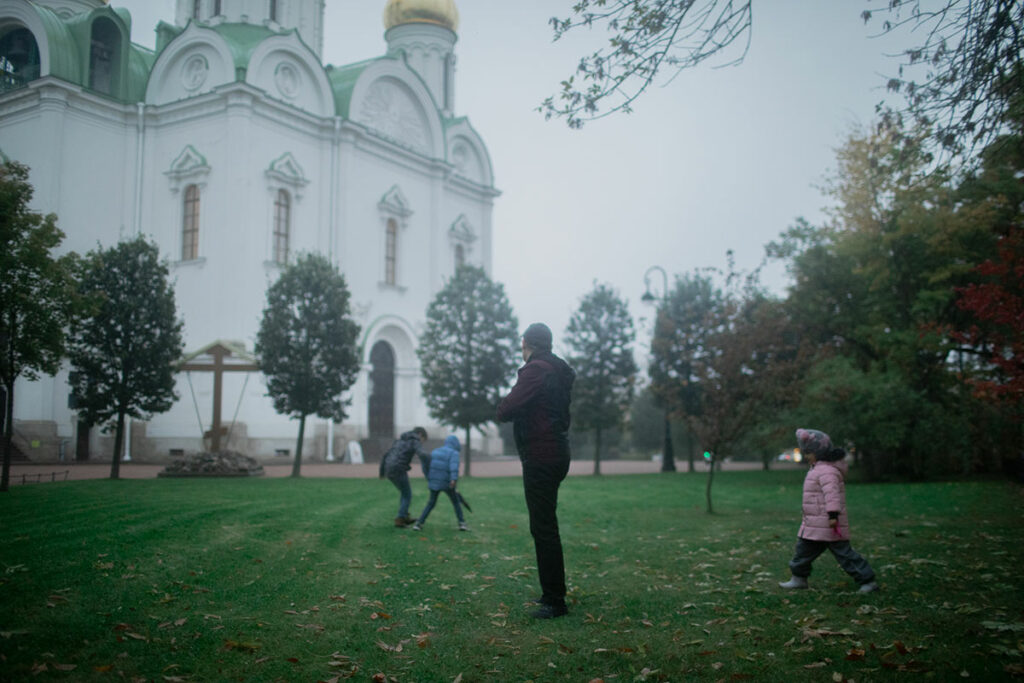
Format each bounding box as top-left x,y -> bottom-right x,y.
412,435 -> 467,531
779,428 -> 879,593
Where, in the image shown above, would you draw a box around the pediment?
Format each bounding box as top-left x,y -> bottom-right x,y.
266,152 -> 308,187
379,185 -> 413,217
449,214 -> 476,243
166,145 -> 210,179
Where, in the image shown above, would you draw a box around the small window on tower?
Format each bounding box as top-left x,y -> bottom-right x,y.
213,0 -> 222,16
193,0 -> 201,20
270,0 -> 279,22
455,244 -> 465,270
182,184 -> 200,260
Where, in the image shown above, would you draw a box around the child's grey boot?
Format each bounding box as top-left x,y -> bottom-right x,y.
858,581 -> 879,593
778,575 -> 809,589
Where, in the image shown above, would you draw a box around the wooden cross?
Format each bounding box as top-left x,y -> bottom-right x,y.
179,342 -> 260,453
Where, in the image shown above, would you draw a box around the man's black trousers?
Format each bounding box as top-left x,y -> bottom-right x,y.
522,457 -> 570,608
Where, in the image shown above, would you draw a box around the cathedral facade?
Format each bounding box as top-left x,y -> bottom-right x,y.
0,0 -> 499,461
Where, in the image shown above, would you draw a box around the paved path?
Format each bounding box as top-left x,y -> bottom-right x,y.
6,458 -> 795,482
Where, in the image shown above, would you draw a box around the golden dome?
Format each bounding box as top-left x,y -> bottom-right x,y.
383,0 -> 459,33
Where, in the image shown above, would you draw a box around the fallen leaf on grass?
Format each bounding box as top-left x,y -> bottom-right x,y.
370,612 -> 391,620
224,639 -> 261,653
845,648 -> 866,660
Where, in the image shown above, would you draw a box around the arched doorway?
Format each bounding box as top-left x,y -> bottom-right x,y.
368,341 -> 395,439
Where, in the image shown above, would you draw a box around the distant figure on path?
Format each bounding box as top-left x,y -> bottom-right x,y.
379,427 -> 428,527
412,434 -> 467,531
779,428 -> 879,593
496,323 -> 576,619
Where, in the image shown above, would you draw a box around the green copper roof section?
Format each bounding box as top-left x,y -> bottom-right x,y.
325,57 -> 381,118
29,3 -> 81,84
208,22 -> 278,80
125,43 -> 155,102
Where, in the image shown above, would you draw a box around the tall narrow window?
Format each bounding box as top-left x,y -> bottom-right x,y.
0,28 -> 41,93
273,189 -> 290,264
89,19 -> 120,96
182,184 -> 200,260
368,341 -> 396,439
454,244 -> 465,270
193,0 -> 201,20
213,0 -> 222,16
269,0 -> 278,22
385,218 -> 398,285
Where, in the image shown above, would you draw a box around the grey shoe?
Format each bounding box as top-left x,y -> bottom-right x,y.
458,521 -> 469,531
858,581 -> 879,593
412,523 -> 422,531
779,575 -> 809,589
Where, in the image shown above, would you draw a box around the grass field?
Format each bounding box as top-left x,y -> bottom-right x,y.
1,470 -> 1022,682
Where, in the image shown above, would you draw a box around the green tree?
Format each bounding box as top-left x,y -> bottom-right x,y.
543,0 -> 1022,157
255,253 -> 360,477
564,282 -> 637,474
69,237 -> 184,480
768,121 -> 1003,478
651,266 -> 799,511
0,162 -> 79,492
418,265 -> 519,476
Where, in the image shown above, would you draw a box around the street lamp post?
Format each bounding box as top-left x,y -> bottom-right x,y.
642,266 -> 676,472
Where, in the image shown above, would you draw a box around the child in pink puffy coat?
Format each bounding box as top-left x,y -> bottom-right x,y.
779,428 -> 879,593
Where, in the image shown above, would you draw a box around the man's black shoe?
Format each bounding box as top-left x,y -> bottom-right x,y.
530,604 -> 568,619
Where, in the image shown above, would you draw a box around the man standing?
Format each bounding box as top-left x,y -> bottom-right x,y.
379,427 -> 428,527
497,323 -> 576,619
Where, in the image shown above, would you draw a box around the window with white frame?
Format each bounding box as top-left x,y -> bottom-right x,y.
182,184 -> 200,261
273,189 -> 290,265
384,218 -> 398,285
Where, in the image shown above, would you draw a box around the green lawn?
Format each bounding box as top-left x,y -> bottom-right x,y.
1,470 -> 1022,682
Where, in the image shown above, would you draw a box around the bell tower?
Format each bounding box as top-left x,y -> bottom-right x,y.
174,0 -> 326,57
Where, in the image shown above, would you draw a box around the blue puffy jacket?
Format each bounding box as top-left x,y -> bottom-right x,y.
425,435 -> 460,491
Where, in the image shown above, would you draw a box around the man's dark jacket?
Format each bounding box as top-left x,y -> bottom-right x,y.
379,431 -> 426,479
496,350 -> 575,462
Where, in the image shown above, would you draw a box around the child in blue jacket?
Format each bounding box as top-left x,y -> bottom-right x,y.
412,435 -> 467,531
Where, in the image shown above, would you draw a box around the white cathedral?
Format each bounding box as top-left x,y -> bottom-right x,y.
0,0 -> 500,462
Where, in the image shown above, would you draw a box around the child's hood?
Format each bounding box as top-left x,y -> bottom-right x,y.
814,458 -> 848,478
442,434 -> 460,452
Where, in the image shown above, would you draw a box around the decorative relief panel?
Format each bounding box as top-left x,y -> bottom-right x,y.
181,54 -> 209,92
356,80 -> 429,155
274,61 -> 300,99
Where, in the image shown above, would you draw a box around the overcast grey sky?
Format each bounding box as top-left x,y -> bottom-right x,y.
114,1 -> 906,354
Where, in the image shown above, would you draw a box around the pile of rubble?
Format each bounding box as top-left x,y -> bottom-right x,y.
158,451 -> 265,477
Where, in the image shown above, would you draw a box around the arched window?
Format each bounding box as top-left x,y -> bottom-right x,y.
385,218 -> 398,285
213,0 -> 222,16
192,0 -> 201,20
454,244 -> 465,270
89,19 -> 120,96
269,0 -> 279,22
368,341 -> 395,439
182,184 -> 200,260
0,28 -> 41,93
273,189 -> 290,265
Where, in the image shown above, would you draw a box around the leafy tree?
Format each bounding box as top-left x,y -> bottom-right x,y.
565,282 -> 637,474
0,162 -> 79,492
255,253 -> 360,477
418,265 -> 519,476
69,237 -> 184,480
651,266 -> 800,511
768,121 -> 1004,477
543,0 -> 1023,157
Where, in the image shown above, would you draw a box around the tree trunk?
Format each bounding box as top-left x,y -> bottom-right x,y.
661,414 -> 676,472
593,427 -> 602,475
291,414 -> 306,477
705,454 -> 715,514
463,426 -> 471,477
110,409 -> 125,480
1,380 -> 13,492
686,430 -> 695,473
